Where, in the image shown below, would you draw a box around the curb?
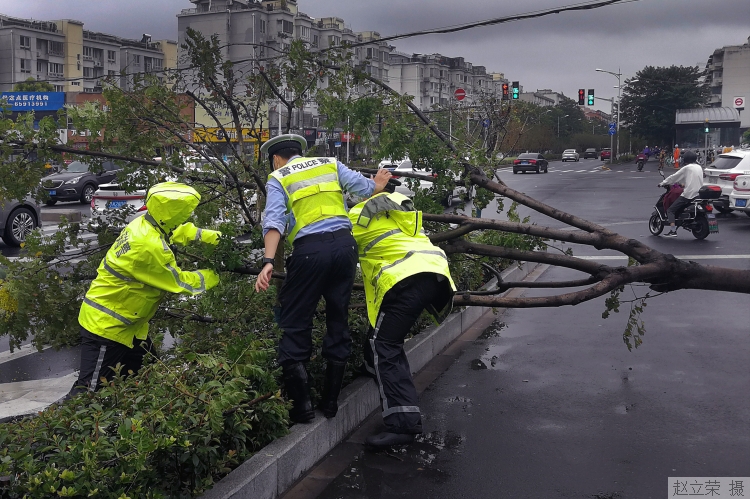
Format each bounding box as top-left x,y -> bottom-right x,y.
201,261 -> 539,499
40,210 -> 82,223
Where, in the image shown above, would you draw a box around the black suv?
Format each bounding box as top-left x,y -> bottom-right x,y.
41,160 -> 120,205
583,148 -> 599,159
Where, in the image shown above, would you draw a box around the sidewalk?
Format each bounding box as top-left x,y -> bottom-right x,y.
300,265 -> 750,499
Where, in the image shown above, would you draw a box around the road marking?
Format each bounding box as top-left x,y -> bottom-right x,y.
575,254 -> 750,261
0,344 -> 52,366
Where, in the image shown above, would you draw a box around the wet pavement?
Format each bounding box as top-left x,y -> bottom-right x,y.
310,262 -> 750,499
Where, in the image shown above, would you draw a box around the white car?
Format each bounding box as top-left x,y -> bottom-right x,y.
561,149 -> 579,162
378,157 -> 412,172
386,162 -> 469,207
703,149 -> 750,213
90,183 -> 147,227
728,174 -> 750,217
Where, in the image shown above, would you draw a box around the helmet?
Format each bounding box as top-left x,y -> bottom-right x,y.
260,134 -> 307,158
682,150 -> 698,165
674,144 -> 678,148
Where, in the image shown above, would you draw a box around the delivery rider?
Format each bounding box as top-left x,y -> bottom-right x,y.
69,182 -> 221,396
255,134 -> 391,423
348,191 -> 455,448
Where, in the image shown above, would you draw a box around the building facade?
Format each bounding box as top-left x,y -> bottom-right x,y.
0,13 -> 176,94
705,35 -> 750,129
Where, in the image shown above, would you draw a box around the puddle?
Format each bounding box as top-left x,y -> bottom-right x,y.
480,344 -> 511,370
478,321 -> 507,339
470,358 -> 488,370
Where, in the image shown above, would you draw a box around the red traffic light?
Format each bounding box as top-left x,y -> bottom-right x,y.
578,89 -> 585,106
502,83 -> 509,100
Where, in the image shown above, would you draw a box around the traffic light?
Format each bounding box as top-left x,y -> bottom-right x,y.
704,119 -> 710,133
502,83 -> 509,100
511,81 -> 519,100
578,89 -> 585,106
587,89 -> 595,106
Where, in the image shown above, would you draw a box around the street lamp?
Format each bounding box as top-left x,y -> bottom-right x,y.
596,67 -> 622,160
558,114 -> 569,137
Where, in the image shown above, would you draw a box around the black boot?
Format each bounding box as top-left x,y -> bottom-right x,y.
365,432 -> 415,449
282,362 -> 315,424
319,360 -> 347,418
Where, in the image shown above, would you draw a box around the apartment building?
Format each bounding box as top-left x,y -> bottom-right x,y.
0,13 -> 176,94
705,35 -> 750,128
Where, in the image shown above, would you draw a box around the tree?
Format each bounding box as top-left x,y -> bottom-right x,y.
12,77 -> 56,92
619,65 -> 708,146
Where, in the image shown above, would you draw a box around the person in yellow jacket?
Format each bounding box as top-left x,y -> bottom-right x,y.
349,191 -> 455,448
69,182 -> 221,396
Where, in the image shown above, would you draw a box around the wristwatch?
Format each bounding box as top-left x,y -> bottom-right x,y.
262,257 -> 275,266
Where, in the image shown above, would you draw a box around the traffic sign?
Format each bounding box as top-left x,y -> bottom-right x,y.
608,129 -> 616,136
734,96 -> 745,109
454,88 -> 466,101
482,118 -> 491,128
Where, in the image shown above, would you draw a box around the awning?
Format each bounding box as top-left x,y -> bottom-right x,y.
675,107 -> 741,129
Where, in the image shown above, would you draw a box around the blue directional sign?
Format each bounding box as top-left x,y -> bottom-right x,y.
609,122 -> 617,131
608,128 -> 616,136
482,118 -> 491,128
1,92 -> 65,111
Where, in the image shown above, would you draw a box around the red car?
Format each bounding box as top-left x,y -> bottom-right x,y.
600,148 -> 612,160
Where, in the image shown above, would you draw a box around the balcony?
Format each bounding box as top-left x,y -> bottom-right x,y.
710,77 -> 723,86
708,94 -> 722,104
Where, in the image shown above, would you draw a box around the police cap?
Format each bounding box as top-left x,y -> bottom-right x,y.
260,134 -> 307,157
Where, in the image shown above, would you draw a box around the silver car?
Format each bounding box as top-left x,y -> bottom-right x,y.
562,149 -> 579,162
0,198 -> 42,246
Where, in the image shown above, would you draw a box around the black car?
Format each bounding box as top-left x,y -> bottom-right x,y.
583,148 -> 599,159
41,160 -> 121,205
513,153 -> 549,174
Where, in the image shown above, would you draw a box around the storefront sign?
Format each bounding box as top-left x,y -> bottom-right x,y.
193,127 -> 270,143
1,92 -> 65,111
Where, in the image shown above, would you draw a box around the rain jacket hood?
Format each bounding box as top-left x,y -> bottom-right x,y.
145,182 -> 201,234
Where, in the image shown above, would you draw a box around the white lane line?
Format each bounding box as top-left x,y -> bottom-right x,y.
576,254 -> 750,261
0,344 -> 53,366
0,373 -> 77,420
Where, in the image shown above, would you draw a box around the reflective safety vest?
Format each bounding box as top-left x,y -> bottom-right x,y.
268,157 -> 348,242
348,192 -> 455,327
78,183 -> 221,348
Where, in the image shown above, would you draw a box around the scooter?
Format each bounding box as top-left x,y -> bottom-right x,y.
648,171 -> 720,240
636,153 -> 647,171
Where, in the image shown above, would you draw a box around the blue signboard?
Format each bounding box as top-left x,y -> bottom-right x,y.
0,92 -> 65,111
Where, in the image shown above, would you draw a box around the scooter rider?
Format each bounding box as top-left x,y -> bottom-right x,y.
255,134 -> 392,424
70,182 -> 222,396
349,191 -> 455,448
659,150 -> 703,237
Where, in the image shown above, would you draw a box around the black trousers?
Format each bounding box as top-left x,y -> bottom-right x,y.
667,195 -> 693,224
364,272 -> 450,434
277,229 -> 358,367
69,327 -> 157,396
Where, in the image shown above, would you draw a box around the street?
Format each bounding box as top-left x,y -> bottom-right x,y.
288,158 -> 750,499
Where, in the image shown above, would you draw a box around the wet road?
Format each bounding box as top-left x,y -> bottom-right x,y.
303,159 -> 750,499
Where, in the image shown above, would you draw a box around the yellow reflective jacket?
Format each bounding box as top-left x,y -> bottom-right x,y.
78,182 -> 221,347
268,156 -> 348,242
348,192 -> 455,327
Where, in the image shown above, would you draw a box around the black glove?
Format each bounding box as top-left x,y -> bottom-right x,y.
384,178 -> 401,194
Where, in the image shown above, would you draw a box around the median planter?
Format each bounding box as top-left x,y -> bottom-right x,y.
200,261 -> 539,499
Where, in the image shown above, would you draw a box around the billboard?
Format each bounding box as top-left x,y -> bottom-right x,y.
1,92 -> 65,111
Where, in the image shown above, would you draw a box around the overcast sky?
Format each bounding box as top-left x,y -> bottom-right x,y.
3,0 -> 748,112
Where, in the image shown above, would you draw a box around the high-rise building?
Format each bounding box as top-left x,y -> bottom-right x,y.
0,13 -> 177,94
705,35 -> 750,128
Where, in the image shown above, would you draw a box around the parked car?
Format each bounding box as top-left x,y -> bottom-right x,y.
90,183 -> 147,227
704,150 -> 750,213
561,149 -> 579,162
583,148 -> 598,159
41,160 -> 121,205
600,148 -> 612,160
513,153 -> 549,174
383,162 -> 469,207
728,174 -> 750,217
0,198 -> 42,246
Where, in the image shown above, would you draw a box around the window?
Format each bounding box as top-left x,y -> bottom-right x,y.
107,50 -> 117,63
37,60 -> 46,72
83,67 -> 93,77
48,62 -> 64,75
366,48 -> 374,59
133,54 -> 141,65
83,46 -> 93,60
260,19 -> 266,33
20,59 -> 32,73
19,35 -> 31,49
282,20 -> 293,34
154,58 -> 163,69
108,70 -> 116,76
328,35 -> 340,46
54,85 -> 64,92
49,41 -> 64,56
84,87 -> 95,93
71,81 -> 80,86
36,38 -> 47,50
297,25 -> 310,39
312,35 -> 318,47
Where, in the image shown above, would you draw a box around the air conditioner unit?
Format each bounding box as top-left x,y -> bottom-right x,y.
95,62 -> 102,67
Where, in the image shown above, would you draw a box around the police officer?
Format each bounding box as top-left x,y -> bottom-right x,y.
255,134 -> 391,423
348,191 -> 455,448
69,182 -> 221,396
